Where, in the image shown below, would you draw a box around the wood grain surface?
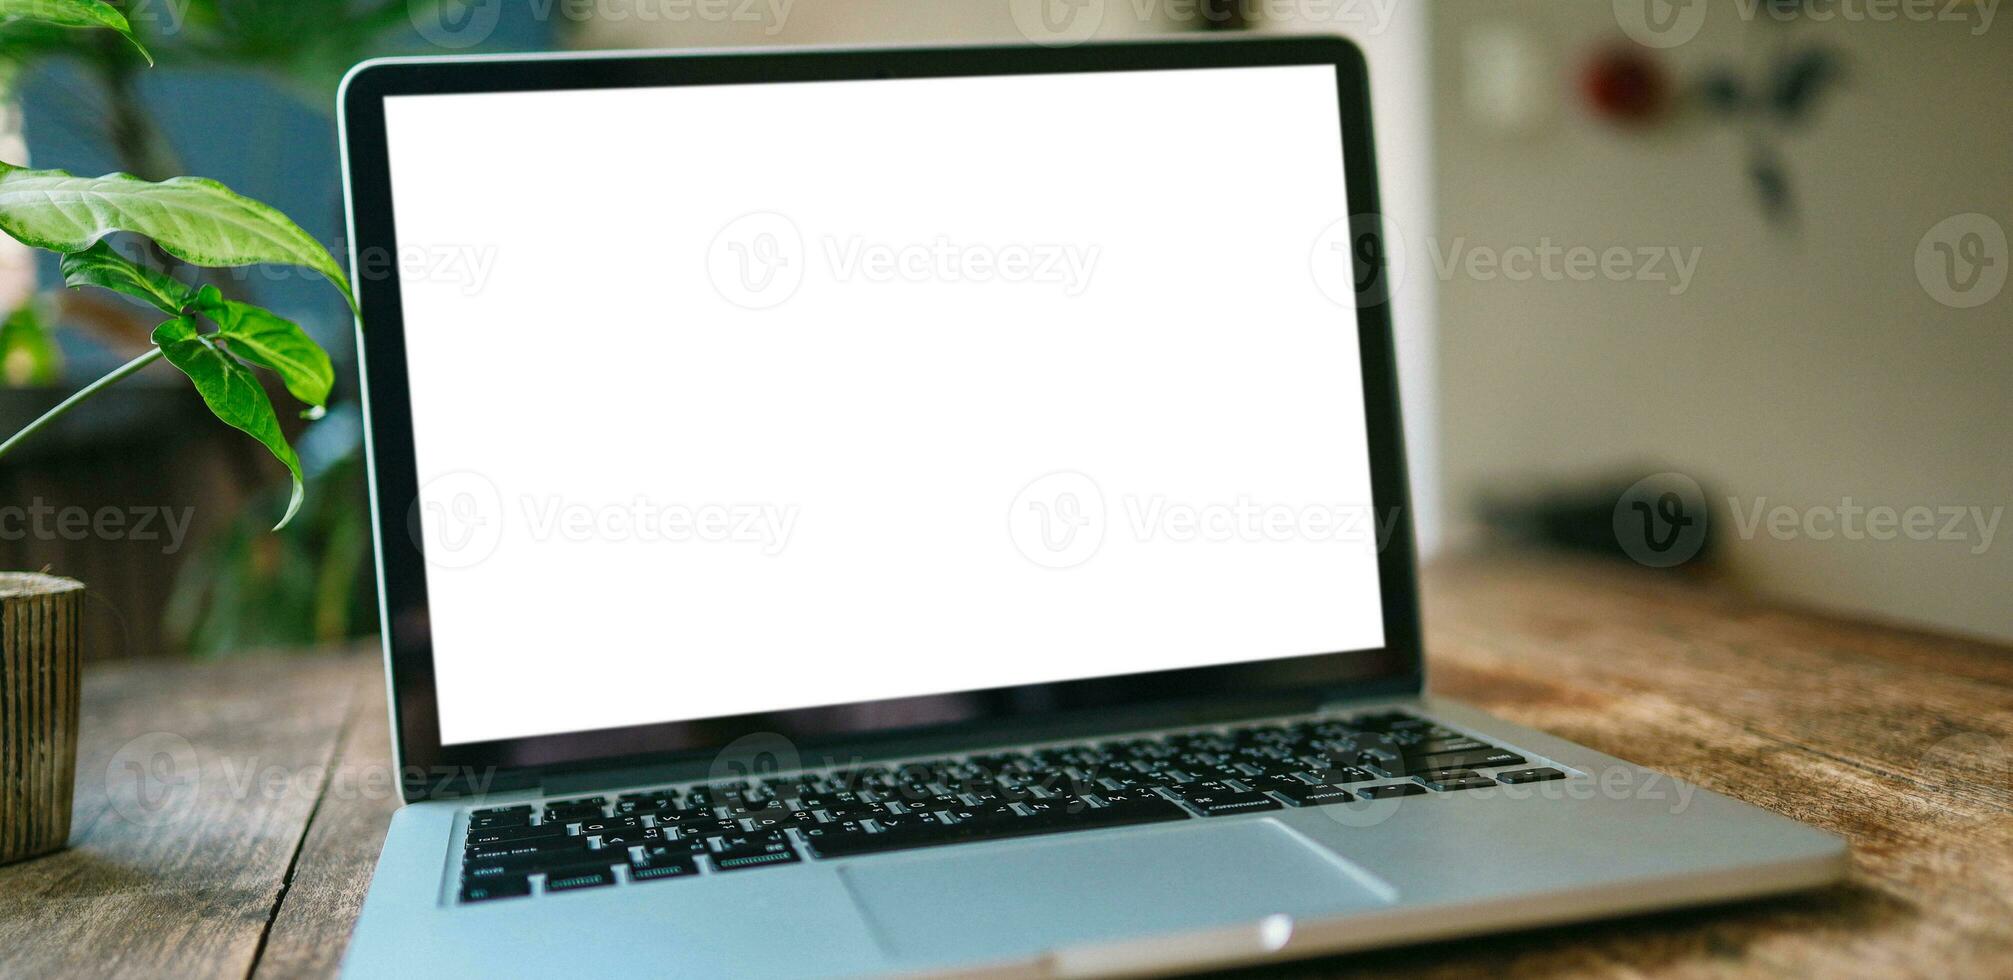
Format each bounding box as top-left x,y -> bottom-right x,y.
1,573 -> 84,864
0,555 -> 2006,978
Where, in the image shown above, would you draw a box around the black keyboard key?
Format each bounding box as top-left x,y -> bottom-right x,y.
464,836 -> 591,864
464,823 -> 568,847
472,804 -> 533,819
574,816 -> 645,835
1368,749 -> 1518,777
591,828 -> 663,848
1175,780 -> 1280,812
460,876 -> 530,902
468,812 -> 531,830
1271,782 -> 1358,807
742,811 -> 817,835
711,829 -> 790,851
463,844 -> 606,878
1358,783 -> 1427,800
1090,790 -> 1164,808
1401,738 -> 1490,757
1302,765 -> 1379,785
1177,791 -> 1282,817
663,817 -> 747,840
1406,749 -> 1526,772
614,796 -> 679,816
462,859 -> 532,881
629,854 -> 699,881
1496,767 -> 1567,785
543,802 -> 606,822
762,775 -> 823,796
895,794 -> 966,814
723,799 -> 790,818
806,795 -> 1185,859
1099,771 -> 1178,792
542,865 -> 616,892
796,792 -> 865,811
1164,779 -> 1237,797
637,835 -> 713,860
1420,769 -> 1496,792
712,845 -> 801,872
649,806 -> 722,826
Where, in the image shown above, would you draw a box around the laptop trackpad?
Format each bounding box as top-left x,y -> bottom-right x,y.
837,819 -> 1393,966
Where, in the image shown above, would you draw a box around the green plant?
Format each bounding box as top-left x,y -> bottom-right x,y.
0,0 -> 356,528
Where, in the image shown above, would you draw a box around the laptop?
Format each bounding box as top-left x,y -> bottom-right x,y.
336,37 -> 1844,978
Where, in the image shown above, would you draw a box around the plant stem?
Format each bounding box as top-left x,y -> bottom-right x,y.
0,348 -> 164,462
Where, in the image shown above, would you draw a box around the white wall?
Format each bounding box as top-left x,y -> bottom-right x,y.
1430,1 -> 2013,641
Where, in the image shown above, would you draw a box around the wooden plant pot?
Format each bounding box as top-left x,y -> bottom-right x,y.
1,573 -> 83,865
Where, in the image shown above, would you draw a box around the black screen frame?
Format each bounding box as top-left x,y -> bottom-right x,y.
338,35 -> 1424,801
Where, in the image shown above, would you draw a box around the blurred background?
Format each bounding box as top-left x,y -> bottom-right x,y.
0,0 -> 2005,661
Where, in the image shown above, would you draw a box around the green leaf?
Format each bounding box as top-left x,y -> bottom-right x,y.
0,165 -> 356,317
0,301 -> 59,386
0,0 -> 152,64
58,241 -> 194,315
153,315 -> 304,529
194,285 -> 333,409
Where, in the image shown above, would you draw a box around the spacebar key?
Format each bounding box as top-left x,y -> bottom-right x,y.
807,800 -> 1186,859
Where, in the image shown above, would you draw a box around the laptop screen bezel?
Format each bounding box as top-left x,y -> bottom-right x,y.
339,36 -> 1423,801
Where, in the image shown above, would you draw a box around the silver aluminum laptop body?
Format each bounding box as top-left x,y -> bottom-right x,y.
336,38 -> 1845,979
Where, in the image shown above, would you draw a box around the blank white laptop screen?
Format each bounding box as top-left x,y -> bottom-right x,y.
380,63 -> 1385,746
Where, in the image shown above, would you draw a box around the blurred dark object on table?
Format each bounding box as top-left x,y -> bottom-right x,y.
1478,468 -> 1720,574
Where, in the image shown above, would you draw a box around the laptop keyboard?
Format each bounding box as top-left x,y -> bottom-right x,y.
455,709 -> 1565,903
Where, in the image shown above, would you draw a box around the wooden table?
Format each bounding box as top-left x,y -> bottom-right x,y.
3,555 -> 2009,978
